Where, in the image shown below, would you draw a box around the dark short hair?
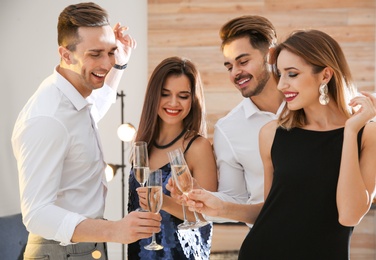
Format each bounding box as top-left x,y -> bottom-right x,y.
57,2 -> 110,51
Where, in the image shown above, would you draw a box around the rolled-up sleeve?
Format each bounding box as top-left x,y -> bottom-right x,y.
12,116 -> 85,245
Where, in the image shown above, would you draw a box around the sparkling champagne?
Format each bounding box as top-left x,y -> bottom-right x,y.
134,166 -> 149,186
147,186 -> 163,213
171,165 -> 193,195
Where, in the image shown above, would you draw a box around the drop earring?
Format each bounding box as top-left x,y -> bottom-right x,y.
319,83 -> 329,105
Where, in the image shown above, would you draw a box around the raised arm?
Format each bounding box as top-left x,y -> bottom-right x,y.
105,23 -> 137,90
337,94 -> 376,226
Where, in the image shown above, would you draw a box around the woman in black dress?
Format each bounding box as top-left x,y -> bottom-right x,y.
184,30 -> 376,259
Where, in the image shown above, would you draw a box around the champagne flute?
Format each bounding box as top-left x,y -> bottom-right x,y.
133,141 -> 150,211
168,164 -> 194,230
167,148 -> 209,229
144,169 -> 164,250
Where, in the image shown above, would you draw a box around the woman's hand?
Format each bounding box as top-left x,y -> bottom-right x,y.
136,187 -> 148,211
347,93 -> 376,132
360,91 -> 376,114
185,189 -> 224,217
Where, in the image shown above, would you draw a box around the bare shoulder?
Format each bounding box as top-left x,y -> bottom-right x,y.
364,120 -> 376,131
260,120 -> 279,139
259,120 -> 279,153
184,134 -> 215,167
184,135 -> 214,163
363,121 -> 376,145
185,135 -> 213,154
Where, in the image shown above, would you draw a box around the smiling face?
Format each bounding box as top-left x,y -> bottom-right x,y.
158,74 -> 192,127
223,36 -> 271,98
276,49 -> 323,111
59,25 -> 117,97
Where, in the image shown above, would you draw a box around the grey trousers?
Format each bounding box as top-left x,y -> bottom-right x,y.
23,233 -> 108,260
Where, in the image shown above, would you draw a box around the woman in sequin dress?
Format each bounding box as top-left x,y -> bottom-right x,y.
128,56 -> 218,259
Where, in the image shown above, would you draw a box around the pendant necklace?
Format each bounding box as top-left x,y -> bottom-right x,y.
154,129 -> 187,149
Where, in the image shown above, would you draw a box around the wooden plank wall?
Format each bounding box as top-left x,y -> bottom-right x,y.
148,0 -> 375,140
148,1 -> 376,258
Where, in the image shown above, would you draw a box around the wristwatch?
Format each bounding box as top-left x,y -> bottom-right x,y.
113,63 -> 127,70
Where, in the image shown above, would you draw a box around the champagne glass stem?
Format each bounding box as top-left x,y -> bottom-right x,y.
136,181 -> 146,212
193,209 -> 210,228
182,204 -> 188,224
144,231 -> 163,250
177,203 -> 195,230
193,211 -> 200,221
151,232 -> 157,244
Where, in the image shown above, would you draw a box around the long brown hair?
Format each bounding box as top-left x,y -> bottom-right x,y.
270,29 -> 356,129
135,57 -> 207,153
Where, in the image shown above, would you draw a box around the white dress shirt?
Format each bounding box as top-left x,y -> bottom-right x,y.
210,98 -> 285,223
11,68 -> 116,245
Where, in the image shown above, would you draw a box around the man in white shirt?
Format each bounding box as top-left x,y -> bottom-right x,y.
11,3 -> 161,259
209,15 -> 285,223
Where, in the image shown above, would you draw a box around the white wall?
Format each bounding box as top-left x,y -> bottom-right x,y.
0,1 -> 147,259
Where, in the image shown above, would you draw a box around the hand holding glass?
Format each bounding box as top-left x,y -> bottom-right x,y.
167,148 -> 209,229
144,169 -> 164,250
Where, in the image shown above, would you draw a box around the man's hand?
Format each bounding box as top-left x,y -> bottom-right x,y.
114,211 -> 161,244
113,23 -> 137,66
71,212 -> 161,244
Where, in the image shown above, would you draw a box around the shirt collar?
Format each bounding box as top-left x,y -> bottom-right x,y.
242,98 -> 286,118
53,66 -> 89,112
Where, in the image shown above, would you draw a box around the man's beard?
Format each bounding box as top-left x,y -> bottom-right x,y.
241,70 -> 270,98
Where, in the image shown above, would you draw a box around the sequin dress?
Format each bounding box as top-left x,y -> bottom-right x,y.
128,139 -> 213,260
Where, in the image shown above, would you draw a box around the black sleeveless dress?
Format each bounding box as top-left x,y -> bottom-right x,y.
238,127 -> 364,260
